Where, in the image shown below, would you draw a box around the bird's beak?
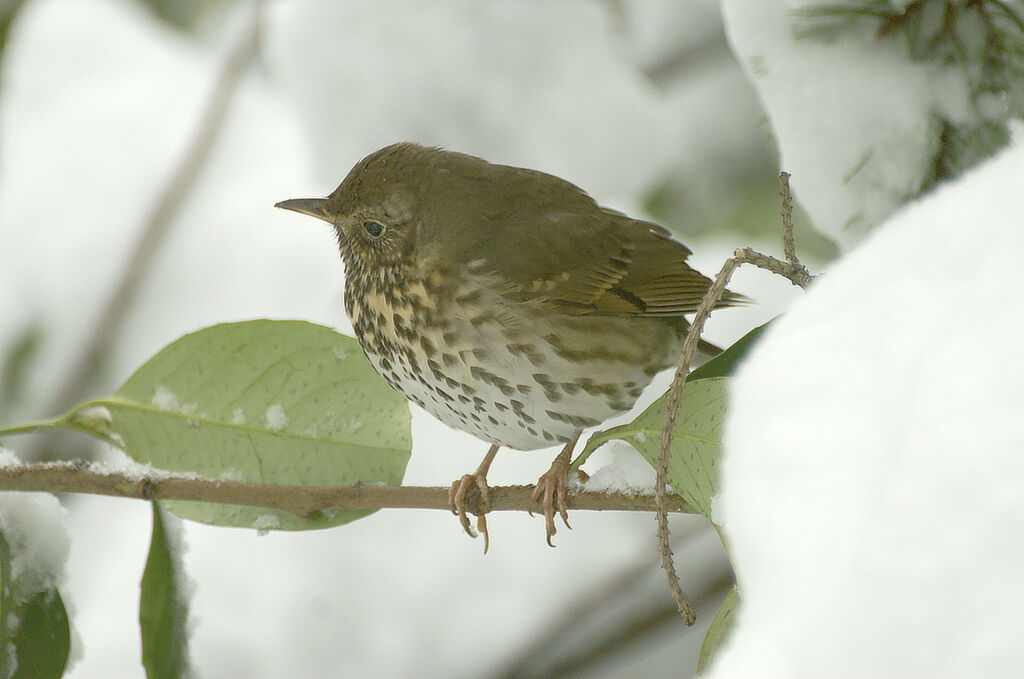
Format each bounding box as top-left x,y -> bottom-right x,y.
274,197 -> 332,223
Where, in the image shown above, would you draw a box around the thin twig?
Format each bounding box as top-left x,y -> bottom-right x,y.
656,257 -> 742,625
655,173 -> 817,625
0,463 -> 698,517
779,171 -> 799,265
735,247 -> 816,288
38,5 -> 263,431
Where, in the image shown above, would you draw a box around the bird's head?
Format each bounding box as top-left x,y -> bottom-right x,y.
276,143 -> 432,272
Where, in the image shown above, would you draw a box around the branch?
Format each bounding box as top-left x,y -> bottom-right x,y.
779,171 -> 799,265
0,463 -> 698,517
655,171 -> 818,625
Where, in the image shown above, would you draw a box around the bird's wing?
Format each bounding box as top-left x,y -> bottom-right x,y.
486,206 -> 745,317
419,162 -> 746,317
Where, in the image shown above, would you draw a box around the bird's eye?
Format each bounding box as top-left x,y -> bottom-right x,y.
363,220 -> 384,237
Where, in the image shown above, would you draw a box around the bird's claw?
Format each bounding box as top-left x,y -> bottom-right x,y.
530,460 -> 573,547
448,473 -> 491,552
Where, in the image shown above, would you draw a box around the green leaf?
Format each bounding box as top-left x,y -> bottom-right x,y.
140,502 -> 189,679
8,589 -> 70,679
107,320 -> 412,529
580,378 -> 729,518
697,585 -> 740,675
0,516 -> 71,679
688,321 -> 771,382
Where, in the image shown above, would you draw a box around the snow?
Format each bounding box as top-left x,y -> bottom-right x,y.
216,468 -> 245,482
151,386 -> 195,414
584,440 -> 657,495
0,451 -> 71,600
0,449 -> 75,672
722,0 -> 987,249
250,514 -> 281,536
153,505 -> 196,603
92,452 -> 201,483
263,404 -> 289,432
0,448 -> 196,484
707,135 -> 1024,677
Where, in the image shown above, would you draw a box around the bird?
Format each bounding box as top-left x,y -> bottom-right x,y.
276,142 -> 744,549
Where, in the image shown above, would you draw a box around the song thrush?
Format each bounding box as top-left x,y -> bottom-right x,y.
276,142 -> 743,548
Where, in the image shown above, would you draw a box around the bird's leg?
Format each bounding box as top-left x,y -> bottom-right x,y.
530,431 -> 583,546
448,444 -> 499,552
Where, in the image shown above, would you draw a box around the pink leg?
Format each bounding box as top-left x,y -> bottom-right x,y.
529,431 -> 582,547
448,444 -> 499,552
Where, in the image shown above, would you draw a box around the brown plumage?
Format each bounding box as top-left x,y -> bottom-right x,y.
276,142 -> 744,547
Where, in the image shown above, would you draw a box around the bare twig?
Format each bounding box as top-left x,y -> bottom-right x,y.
779,171 -> 799,265
656,257 -> 742,625
38,5 -> 263,433
655,172 -> 817,625
735,247 -> 816,288
0,462 -> 698,517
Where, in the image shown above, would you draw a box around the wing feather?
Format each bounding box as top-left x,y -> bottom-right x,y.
416,157 -> 747,316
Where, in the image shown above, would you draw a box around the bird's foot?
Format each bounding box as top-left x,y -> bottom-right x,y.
529,436 -> 581,547
448,472 -> 491,551
448,444 -> 499,552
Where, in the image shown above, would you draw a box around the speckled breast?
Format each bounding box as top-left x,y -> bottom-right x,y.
344,268 -> 682,451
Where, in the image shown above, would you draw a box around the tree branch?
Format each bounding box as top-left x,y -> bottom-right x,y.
654,170 -> 818,625
779,171 -> 799,265
0,463 -> 698,518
